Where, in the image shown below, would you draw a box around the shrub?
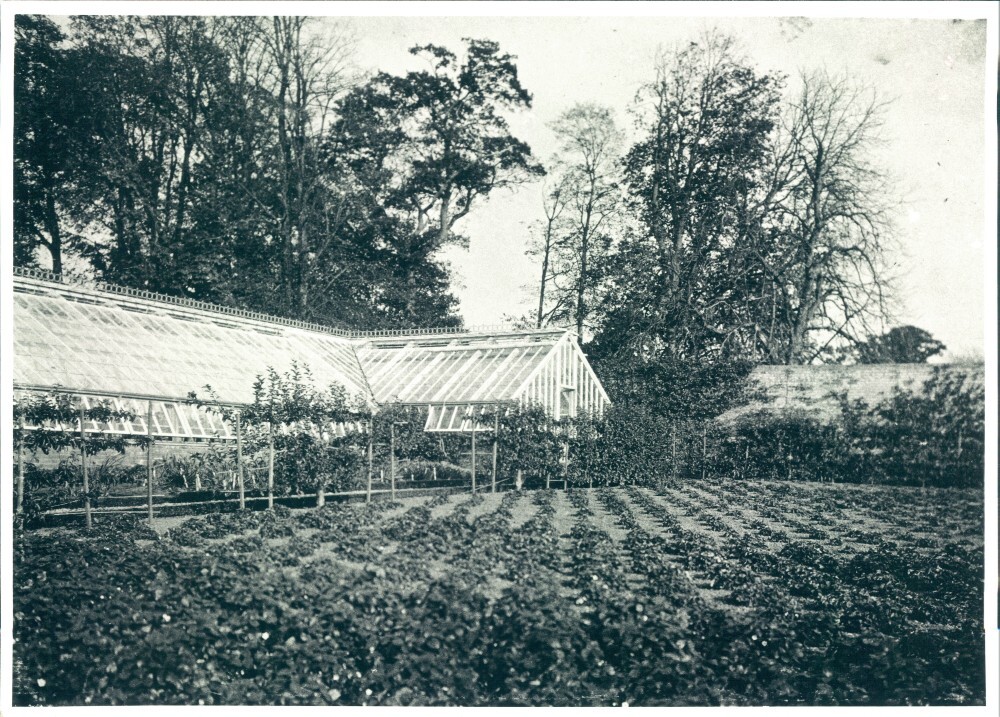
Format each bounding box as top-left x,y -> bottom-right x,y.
190,364 -> 370,496
490,404 -> 564,486
157,444 -> 236,492
14,456 -> 146,519
707,366 -> 984,488
836,367 -> 984,488
395,459 -> 470,482
13,390 -> 153,521
710,409 -> 842,482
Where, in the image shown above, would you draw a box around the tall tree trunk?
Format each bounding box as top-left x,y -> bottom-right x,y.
43,187 -> 62,275
537,215 -> 555,328
438,188 -> 452,249
576,227 -> 589,337
298,224 -> 309,316
575,181 -> 595,337
786,152 -> 826,364
171,62 -> 204,258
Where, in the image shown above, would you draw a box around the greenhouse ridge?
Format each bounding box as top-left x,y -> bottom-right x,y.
12,266 -> 522,338
12,269 -> 609,438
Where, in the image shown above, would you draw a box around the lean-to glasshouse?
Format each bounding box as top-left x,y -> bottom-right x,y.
12,268 -> 609,442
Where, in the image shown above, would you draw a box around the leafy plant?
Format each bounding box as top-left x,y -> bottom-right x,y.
13,480 -> 984,706
835,366 -> 984,488
190,363 -> 371,497
14,390 -> 151,456
156,444 -> 237,492
13,390 -> 153,522
698,366 -> 984,489
487,403 -> 564,486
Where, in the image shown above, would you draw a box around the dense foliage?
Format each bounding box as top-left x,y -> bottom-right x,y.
14,17 -> 542,329
13,391 -> 152,520
14,457 -> 147,519
847,325 -> 947,364
13,481 -> 984,706
185,360 -> 984,495
708,366 -> 984,488
189,364 -> 370,497
186,366 -> 490,498
835,366 -> 984,487
16,361 -> 983,520
157,444 -> 236,493
593,354 -> 761,419
488,404 -> 563,487
554,33 -> 896,375
17,16 -> 901,362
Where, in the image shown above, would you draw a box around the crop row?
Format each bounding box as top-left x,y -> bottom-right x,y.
620,487 -> 984,704
638,487 -> 981,634
13,483 -> 985,707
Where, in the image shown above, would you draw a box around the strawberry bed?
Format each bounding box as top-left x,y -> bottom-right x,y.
13,479 -> 985,706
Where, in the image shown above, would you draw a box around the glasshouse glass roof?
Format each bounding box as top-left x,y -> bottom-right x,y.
12,271 -> 609,437
13,276 -> 367,404
355,333 -> 563,405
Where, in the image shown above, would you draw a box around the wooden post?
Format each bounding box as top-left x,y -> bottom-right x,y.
267,419 -> 275,510
672,422 -> 678,476
471,422 -> 477,494
701,421 -> 708,481
562,442 -> 569,490
80,403 -> 92,530
366,419 -> 374,504
389,423 -> 396,500
492,411 -> 499,494
236,411 -> 245,510
146,401 -> 154,523
16,414 -> 25,515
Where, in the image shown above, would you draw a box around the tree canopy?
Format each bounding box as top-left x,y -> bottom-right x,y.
15,20 -> 906,420
13,20 -> 542,331
851,325 -> 947,364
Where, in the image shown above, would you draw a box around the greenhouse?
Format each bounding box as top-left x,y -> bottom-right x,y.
12,268 -> 610,439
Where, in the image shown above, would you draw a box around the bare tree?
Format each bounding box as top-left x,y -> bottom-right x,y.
551,103 -> 624,337
761,71 -> 897,363
260,16 -> 357,318
529,176 -> 570,328
527,103 -> 623,336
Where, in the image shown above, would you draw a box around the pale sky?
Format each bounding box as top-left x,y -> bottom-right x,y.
334,14 -> 989,358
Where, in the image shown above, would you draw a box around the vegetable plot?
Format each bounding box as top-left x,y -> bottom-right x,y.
13,479 -> 984,706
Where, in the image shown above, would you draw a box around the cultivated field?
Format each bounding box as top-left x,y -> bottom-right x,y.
13,479 -> 985,706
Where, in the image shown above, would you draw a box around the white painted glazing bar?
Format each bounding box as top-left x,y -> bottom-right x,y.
469,348 -> 521,401
429,350 -> 481,403
367,343 -> 417,385
394,351 -> 446,403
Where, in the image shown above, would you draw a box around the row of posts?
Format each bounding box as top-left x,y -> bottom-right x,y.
14,402 -> 506,527
13,400 -> 258,528
362,412 -> 501,503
